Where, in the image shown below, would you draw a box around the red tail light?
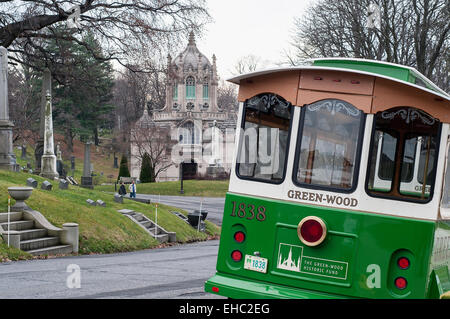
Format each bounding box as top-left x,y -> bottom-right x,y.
231,250 -> 242,262
395,277 -> 407,290
234,231 -> 245,243
397,257 -> 410,269
212,287 -> 219,293
297,216 -> 327,246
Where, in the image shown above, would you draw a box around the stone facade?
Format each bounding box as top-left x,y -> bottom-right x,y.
130,32 -> 237,181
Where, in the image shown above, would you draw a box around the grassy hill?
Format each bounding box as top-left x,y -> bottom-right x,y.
0,170 -> 220,262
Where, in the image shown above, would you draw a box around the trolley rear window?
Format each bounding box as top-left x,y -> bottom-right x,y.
293,99 -> 365,192
236,93 -> 292,183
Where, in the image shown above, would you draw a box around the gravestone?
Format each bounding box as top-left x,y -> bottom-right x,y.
114,194 -> 123,204
26,177 -> 38,188
86,199 -> 96,206
0,46 -> 18,171
56,143 -> 66,178
81,142 -> 93,189
56,143 -> 62,160
67,176 -> 78,185
41,180 -> 53,191
59,179 -> 69,190
70,156 -> 75,170
21,145 -> 27,159
56,160 -> 66,178
96,199 -> 106,207
39,91 -> 59,179
35,68 -> 51,174
69,176 -> 78,185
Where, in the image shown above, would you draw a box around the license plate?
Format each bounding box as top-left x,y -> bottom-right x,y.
244,255 -> 268,273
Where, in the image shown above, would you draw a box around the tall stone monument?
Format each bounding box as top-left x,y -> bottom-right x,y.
39,91 -> 59,179
81,142 -> 93,188
35,68 -> 51,174
0,46 -> 17,171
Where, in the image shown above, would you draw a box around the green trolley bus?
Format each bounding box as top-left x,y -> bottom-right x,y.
204,58 -> 450,299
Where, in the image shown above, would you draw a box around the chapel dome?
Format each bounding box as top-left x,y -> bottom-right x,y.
173,31 -> 211,72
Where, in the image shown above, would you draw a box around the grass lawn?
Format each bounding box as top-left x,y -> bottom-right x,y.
0,170 -> 220,262
96,179 -> 230,198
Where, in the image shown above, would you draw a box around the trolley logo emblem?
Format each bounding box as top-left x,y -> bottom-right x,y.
276,243 -> 348,280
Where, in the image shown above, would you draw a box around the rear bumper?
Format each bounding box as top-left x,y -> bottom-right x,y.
205,273 -> 351,299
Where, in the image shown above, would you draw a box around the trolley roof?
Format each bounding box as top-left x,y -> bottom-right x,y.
228,58 -> 450,122
228,58 -> 449,101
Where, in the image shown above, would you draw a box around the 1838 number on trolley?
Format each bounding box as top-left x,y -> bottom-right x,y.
231,201 -> 266,221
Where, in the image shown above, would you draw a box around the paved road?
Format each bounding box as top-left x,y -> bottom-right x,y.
135,194 -> 226,226
0,240 -> 224,299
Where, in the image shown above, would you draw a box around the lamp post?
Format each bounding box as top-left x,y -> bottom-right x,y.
180,160 -> 184,194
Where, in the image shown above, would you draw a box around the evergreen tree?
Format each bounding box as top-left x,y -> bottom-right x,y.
44,27 -> 115,150
118,154 -> 130,179
139,152 -> 155,183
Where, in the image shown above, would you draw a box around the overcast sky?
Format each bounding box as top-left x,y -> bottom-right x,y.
194,0 -> 313,80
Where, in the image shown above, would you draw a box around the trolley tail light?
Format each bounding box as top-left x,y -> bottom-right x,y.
395,277 -> 407,290
397,257 -> 410,269
231,250 -> 242,262
297,216 -> 327,247
234,231 -> 246,243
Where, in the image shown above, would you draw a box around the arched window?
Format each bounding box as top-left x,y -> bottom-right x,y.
179,121 -> 200,145
203,77 -> 209,99
186,76 -> 195,99
366,106 -> 440,202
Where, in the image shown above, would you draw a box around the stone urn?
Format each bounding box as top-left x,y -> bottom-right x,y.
7,186 -> 33,211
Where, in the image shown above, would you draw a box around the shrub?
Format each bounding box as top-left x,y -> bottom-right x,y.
139,152 -> 155,183
118,154 -> 130,179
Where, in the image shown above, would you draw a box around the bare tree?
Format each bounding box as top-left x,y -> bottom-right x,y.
111,58 -> 167,155
0,0 -> 210,72
232,54 -> 262,75
8,63 -> 41,144
288,0 -> 450,91
217,79 -> 238,111
130,120 -> 175,181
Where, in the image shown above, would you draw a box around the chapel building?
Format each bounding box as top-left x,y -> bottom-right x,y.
130,32 -> 237,181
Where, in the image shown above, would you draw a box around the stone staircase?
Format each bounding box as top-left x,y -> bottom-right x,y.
118,209 -> 176,243
0,211 -> 73,256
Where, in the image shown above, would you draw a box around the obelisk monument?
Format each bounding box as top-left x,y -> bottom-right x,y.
81,142 -> 93,188
35,68 -> 51,174
0,46 -> 17,171
39,91 -> 59,179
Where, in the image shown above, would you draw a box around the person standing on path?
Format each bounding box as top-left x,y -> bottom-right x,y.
118,181 -> 127,196
129,180 -> 137,198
